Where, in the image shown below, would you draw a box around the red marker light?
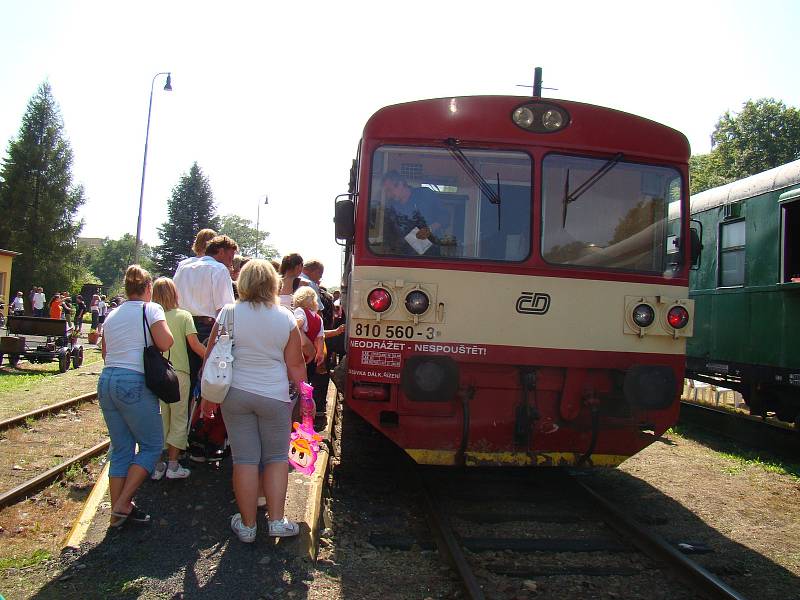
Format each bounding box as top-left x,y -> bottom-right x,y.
667,306 -> 689,329
367,288 -> 392,312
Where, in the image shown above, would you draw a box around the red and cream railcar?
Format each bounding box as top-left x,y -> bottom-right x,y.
334,95 -> 695,467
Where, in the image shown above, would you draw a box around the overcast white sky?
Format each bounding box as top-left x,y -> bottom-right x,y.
2,0 -> 799,287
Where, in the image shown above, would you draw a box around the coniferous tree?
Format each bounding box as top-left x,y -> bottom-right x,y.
0,82 -> 86,294
152,162 -> 219,275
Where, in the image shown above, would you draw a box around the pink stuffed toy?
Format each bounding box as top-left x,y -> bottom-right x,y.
288,382 -> 322,475
299,381 -> 315,430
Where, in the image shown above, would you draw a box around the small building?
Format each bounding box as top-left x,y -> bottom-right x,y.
77,237 -> 104,250
0,248 -> 21,308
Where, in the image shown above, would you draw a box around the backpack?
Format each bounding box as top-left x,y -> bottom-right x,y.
187,383 -> 228,466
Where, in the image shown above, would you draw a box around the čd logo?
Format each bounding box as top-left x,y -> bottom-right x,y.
516,292 -> 551,315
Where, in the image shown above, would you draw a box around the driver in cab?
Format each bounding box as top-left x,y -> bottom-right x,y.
380,170 -> 445,256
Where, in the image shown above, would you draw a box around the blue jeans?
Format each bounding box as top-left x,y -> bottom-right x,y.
98,367 -> 164,477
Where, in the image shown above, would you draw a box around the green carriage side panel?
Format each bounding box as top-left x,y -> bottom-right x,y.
745,192 -> 779,288
688,160 -> 800,373
710,291 -> 751,363
689,289 -> 713,358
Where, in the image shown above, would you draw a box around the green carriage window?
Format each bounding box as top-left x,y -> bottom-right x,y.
719,220 -> 745,287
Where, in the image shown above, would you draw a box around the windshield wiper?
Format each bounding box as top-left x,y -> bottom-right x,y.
562,152 -> 624,228
445,138 -> 502,230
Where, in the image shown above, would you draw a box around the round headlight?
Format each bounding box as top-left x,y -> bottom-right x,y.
367,288 -> 392,313
542,109 -> 564,131
632,303 -> 655,328
413,361 -> 447,393
667,306 -> 689,329
512,107 -> 535,128
405,290 -> 430,315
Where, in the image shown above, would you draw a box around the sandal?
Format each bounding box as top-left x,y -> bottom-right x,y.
110,504 -> 151,528
109,512 -> 129,528
127,506 -> 152,526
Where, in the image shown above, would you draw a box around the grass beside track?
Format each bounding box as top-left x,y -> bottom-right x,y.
0,351 -> 102,396
0,455 -> 103,577
668,424 -> 800,480
0,549 -> 53,570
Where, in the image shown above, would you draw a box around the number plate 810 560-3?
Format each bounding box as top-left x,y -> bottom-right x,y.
353,322 -> 435,340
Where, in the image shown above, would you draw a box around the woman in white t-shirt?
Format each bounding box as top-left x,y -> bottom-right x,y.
201,259 -> 306,542
99,265 -> 174,528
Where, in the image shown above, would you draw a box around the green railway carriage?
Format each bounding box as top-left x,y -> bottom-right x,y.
686,159 -> 800,426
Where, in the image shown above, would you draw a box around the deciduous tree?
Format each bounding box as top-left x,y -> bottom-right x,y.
713,98 -> 800,178
86,234 -> 153,289
0,82 -> 86,294
218,214 -> 277,258
690,98 -> 800,194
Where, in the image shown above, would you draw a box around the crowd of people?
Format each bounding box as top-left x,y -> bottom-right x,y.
5,286 -> 114,335
95,229 -> 346,543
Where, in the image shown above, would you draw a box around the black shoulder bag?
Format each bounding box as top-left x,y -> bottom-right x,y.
142,304 -> 181,404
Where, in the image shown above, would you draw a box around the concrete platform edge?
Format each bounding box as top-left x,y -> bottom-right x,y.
299,388 -> 338,561
59,386 -> 338,560
62,461 -> 109,551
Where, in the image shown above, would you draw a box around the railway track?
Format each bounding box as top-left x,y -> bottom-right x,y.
0,392 -> 108,509
419,468 -> 749,600
680,400 -> 799,461
0,391 -> 97,431
0,440 -> 109,508
329,409 -> 754,599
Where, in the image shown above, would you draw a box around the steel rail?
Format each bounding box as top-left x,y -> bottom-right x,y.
418,470 -> 486,600
680,401 -> 799,460
0,392 -> 98,432
574,478 -> 748,600
0,439 -> 110,509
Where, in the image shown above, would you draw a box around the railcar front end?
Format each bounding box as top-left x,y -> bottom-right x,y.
335,96 -> 695,466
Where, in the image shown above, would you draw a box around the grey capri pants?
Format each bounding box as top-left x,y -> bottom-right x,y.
221,387 -> 293,465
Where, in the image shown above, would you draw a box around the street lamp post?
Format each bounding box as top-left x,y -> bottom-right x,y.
255,195 -> 268,258
134,72 -> 172,264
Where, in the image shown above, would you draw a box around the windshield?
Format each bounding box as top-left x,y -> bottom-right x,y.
542,154 -> 682,273
368,146 -> 532,261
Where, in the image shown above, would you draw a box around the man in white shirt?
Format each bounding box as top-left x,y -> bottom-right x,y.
175,228 -> 217,271
32,287 -> 46,317
12,291 -> 25,316
174,234 -> 238,395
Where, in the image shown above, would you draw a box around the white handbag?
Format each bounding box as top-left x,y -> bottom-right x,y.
201,304 -> 235,404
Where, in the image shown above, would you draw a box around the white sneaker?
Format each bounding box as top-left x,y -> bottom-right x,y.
150,462 -> 167,481
166,465 -> 191,479
231,513 -> 257,543
268,517 -> 300,537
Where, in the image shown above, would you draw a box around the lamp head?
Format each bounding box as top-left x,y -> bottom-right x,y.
164,73 -> 172,91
